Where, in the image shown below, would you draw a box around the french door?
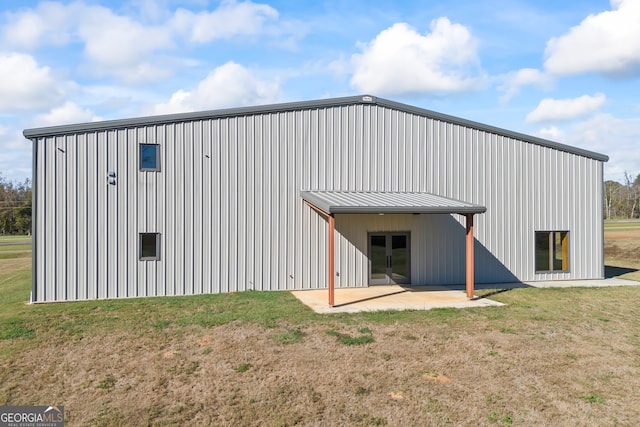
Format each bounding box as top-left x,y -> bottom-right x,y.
368,232 -> 410,285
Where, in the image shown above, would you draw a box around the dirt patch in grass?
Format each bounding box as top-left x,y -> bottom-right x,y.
605,227 -> 640,281
605,229 -> 640,241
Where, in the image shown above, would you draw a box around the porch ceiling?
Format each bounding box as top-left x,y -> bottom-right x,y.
300,190 -> 486,215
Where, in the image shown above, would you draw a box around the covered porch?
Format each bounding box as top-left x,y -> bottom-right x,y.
300,190 -> 487,307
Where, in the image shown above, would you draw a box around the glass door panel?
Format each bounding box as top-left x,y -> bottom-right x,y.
370,235 -> 387,282
391,234 -> 409,282
369,232 -> 410,285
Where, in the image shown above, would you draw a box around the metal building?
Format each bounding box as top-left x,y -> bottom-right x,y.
23,95 -> 608,303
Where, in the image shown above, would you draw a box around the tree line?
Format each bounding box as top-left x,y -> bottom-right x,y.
0,173 -> 32,235
605,173 -> 640,220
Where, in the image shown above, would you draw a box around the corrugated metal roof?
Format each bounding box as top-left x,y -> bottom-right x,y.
300,190 -> 487,214
23,95 -> 609,162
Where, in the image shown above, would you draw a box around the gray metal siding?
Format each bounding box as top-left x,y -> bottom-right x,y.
32,103 -> 605,301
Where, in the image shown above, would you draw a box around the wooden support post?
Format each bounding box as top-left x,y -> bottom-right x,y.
465,213 -> 475,299
328,214 -> 335,307
304,201 -> 336,307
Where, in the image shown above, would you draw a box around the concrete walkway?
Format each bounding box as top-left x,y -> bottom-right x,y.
291,278 -> 639,314
525,278 -> 639,288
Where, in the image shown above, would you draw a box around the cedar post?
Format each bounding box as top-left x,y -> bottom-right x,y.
328,214 -> 335,307
465,213 -> 475,299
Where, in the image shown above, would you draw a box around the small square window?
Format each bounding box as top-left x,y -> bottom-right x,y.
139,144 -> 159,171
535,231 -> 569,272
140,233 -> 160,260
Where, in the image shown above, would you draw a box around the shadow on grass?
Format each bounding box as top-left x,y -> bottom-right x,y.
425,282 -> 531,300
605,265 -> 638,278
475,288 -> 516,299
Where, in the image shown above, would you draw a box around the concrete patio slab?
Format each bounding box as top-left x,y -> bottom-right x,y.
291,285 -> 504,314
291,278 -> 639,313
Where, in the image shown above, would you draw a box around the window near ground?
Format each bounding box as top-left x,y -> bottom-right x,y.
139,233 -> 160,260
535,231 -> 569,272
139,144 -> 159,171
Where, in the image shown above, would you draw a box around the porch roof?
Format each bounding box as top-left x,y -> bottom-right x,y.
300,190 -> 486,215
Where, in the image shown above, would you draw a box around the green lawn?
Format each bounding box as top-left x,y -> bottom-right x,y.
604,220 -> 640,231
0,235 -> 32,261
0,244 -> 32,251
0,235 -> 32,243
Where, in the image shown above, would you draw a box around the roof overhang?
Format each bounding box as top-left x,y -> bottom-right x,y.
300,190 -> 486,215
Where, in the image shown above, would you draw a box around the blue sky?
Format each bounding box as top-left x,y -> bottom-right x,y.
1,0 -> 639,183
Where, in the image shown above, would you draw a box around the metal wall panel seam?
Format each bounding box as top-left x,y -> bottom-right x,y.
42,138 -> 49,301
240,117 -> 249,291
166,123 -> 173,296
55,135 -> 63,300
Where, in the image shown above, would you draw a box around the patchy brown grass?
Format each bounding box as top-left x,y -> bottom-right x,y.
3,297 -> 640,426
1,229 -> 639,426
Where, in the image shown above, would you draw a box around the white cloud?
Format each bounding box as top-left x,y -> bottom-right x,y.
171,0 -> 279,43
150,61 -> 280,114
1,2 -> 75,49
498,68 -> 553,103
0,53 -> 63,111
127,0 -> 174,21
534,113 -> 640,181
0,1 -> 290,83
350,19 -> 483,96
569,113 -> 635,157
526,94 -> 606,123
544,0 -> 640,77
327,56 -> 350,77
32,102 -> 101,127
71,4 -> 175,82
0,126 -> 31,183
537,126 -> 563,141
1,2 -> 173,82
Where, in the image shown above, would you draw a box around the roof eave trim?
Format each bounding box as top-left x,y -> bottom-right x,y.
329,206 -> 487,214
23,94 -> 609,162
372,97 -> 609,162
22,95 -> 374,139
300,191 -> 487,215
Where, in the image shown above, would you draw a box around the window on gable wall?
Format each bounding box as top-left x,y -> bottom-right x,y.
535,231 -> 569,272
139,233 -> 160,260
139,144 -> 159,171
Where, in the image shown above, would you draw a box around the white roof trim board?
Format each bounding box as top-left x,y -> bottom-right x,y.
300,191 -> 487,214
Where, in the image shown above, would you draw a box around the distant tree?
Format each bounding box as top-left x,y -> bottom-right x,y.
625,172 -> 640,219
13,189 -> 32,235
604,173 -> 640,219
604,180 -> 624,220
0,173 -> 32,235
